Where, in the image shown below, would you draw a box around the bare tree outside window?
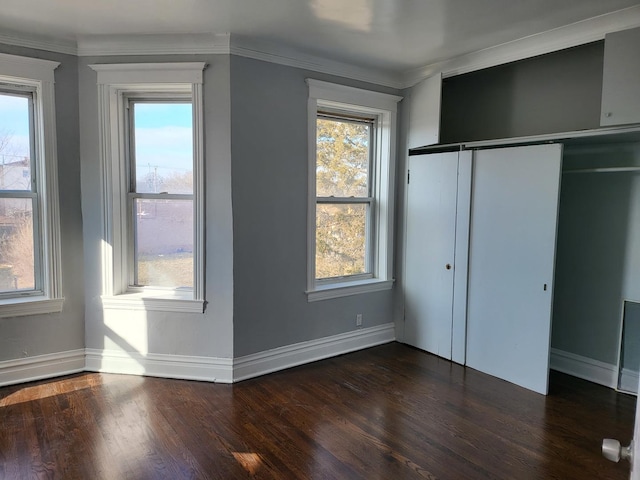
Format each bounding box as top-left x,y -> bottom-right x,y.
0,204 -> 34,290
0,92 -> 36,293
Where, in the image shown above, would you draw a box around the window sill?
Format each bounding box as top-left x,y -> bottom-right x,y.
306,278 -> 394,302
0,296 -> 65,318
101,292 -> 205,313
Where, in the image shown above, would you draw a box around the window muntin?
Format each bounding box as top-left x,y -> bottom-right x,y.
315,112 -> 376,281
127,99 -> 194,291
0,89 -> 43,297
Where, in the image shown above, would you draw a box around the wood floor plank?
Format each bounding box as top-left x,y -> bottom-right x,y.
0,343 -> 634,479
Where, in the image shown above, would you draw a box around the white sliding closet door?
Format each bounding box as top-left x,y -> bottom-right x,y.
404,151 -> 471,362
466,144 -> 562,395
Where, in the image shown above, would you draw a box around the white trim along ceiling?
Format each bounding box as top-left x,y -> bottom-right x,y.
0,6 -> 639,88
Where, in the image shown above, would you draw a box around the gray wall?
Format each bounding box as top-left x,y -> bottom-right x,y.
552,144 -> 640,365
230,56 -> 400,357
78,53 -> 400,361
0,44 -> 85,361
440,42 -> 605,143
79,54 -> 234,359
1,47 -> 401,368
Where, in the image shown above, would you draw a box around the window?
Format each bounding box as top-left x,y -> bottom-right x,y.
0,91 -> 37,294
315,111 -> 374,280
127,99 -> 194,291
0,53 -> 63,317
92,63 -> 205,313
306,80 -> 402,301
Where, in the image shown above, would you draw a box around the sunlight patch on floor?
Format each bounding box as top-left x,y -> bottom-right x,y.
232,452 -> 263,475
0,374 -> 116,407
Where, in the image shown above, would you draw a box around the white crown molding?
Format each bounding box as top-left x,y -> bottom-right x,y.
0,349 -> 85,387
1,5 -> 640,89
0,29 -> 77,56
233,323 -> 396,382
1,29 -> 402,87
403,5 -> 640,87
77,33 -> 230,57
229,34 -> 404,89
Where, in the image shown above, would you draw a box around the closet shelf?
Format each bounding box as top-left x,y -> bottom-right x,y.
563,166 -> 640,174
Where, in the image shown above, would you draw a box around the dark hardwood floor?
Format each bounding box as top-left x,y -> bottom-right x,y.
0,342 -> 634,479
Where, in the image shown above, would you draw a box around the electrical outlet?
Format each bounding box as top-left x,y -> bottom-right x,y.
356,313 -> 363,327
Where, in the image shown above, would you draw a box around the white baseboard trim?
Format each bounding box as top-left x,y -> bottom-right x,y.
1,325 -> 396,387
619,368 -> 639,395
233,322 -> 396,382
550,348 -> 618,389
85,349 -> 234,383
0,349 -> 85,387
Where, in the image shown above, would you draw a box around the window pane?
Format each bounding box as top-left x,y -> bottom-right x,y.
316,203 -> 368,279
0,93 -> 32,191
316,118 -> 370,198
133,102 -> 193,194
134,198 -> 193,288
0,198 -> 35,292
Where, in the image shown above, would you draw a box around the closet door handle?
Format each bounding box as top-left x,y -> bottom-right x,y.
446,264 -> 452,270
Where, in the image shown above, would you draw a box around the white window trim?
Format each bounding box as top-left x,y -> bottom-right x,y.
91,63 -> 206,313
0,53 -> 64,318
306,79 -> 401,302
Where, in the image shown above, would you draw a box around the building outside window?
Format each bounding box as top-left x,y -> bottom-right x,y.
127,99 -> 194,291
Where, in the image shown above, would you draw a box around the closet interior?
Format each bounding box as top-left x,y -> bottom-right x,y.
553,134 -> 640,394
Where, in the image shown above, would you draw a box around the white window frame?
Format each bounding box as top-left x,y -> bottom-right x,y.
0,53 -> 63,318
91,63 -> 206,313
306,79 -> 402,302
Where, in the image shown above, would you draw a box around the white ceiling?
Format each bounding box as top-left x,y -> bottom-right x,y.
2,0 -> 640,83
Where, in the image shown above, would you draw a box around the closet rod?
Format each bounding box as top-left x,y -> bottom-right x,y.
563,166 -> 640,174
